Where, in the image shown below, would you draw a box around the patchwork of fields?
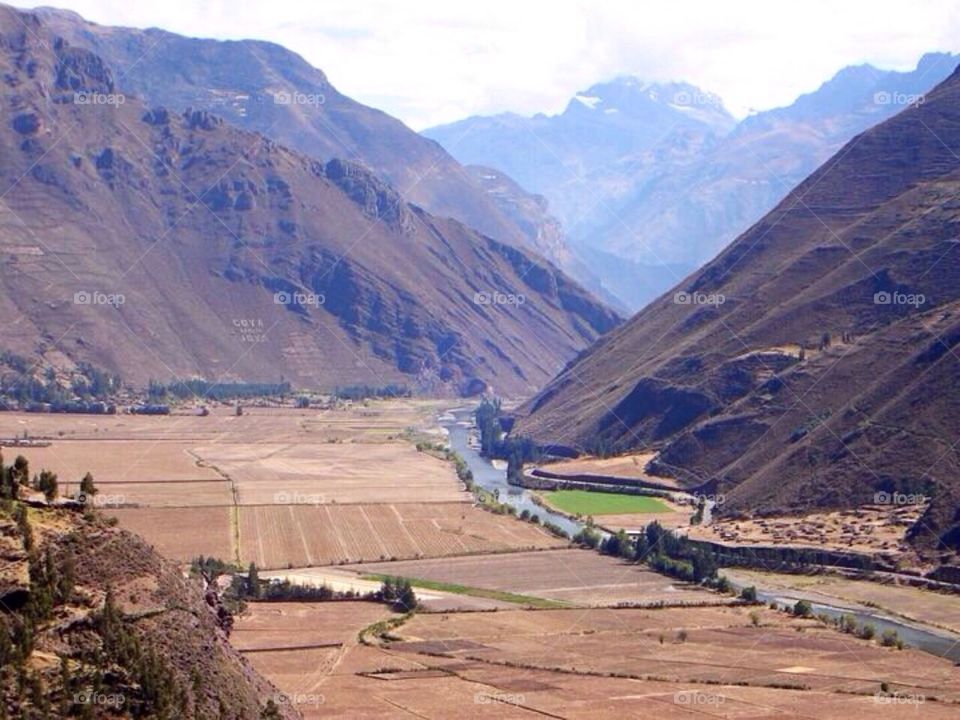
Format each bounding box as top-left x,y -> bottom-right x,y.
241,602 -> 960,718
1,402 -> 560,567
7,401 -> 959,717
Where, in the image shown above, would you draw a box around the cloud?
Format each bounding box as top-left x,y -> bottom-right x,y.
10,0 -> 960,128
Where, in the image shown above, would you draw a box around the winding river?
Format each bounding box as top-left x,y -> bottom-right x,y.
441,408 -> 583,538
441,406 -> 960,664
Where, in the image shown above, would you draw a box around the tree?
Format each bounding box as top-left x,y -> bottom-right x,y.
37,470 -> 58,502
246,563 -> 261,599
691,551 -> 717,583
79,472 -> 97,502
394,579 -> 417,612
12,456 -> 29,486
380,577 -> 396,602
260,699 -> 282,719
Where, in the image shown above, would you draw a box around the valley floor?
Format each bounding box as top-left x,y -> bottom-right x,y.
4,399 -> 958,718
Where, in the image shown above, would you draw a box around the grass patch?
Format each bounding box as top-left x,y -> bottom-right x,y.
360,574 -> 568,609
542,489 -> 672,516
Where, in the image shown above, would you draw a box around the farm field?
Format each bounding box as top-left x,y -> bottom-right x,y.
241,602 -> 960,718
540,489 -> 673,516
192,441 -> 467,505
233,601 -> 397,716
538,451 -> 681,486
108,507 -> 233,560
78,480 -> 232,507
594,508 -> 690,533
17,440 -> 222,483
347,549 -> 722,606
3,402 -> 564,571
238,503 -> 563,569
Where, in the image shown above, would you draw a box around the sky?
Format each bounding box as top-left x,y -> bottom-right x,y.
10,0 -> 960,129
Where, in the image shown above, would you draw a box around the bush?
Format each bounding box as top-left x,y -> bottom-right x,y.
740,586 -> 758,602
793,599 -> 813,618
881,629 -> 899,647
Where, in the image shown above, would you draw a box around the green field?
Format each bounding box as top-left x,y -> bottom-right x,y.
541,489 -> 672,516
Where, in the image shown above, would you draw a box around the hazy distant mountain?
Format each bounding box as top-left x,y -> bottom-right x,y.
33,6 -> 571,266
426,57 -> 958,310
0,4 -> 619,396
517,65 -> 960,555
424,78 -> 736,230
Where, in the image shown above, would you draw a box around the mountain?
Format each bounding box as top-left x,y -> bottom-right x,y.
424,78 -> 736,230
0,491 -> 296,718
462,164 -> 628,313
33,6 -> 569,266
0,4 -> 619,396
515,64 -> 960,556
425,58 -> 958,310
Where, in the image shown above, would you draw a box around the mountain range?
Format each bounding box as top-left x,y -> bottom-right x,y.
425,56 -> 959,310
515,64 -> 960,556
34,6 -> 587,277
0,4 -> 619,396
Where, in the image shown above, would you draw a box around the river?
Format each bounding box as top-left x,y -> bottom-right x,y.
440,406 -> 960,664
441,408 -> 583,538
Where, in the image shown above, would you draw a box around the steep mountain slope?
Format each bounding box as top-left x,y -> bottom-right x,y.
427,57 -> 958,310
0,492 -> 296,718
0,5 -> 619,396
516,66 -> 960,555
34,6 -> 568,265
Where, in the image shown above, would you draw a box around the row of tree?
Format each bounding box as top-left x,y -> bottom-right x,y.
0,451 -> 98,504
574,521 -> 723,585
